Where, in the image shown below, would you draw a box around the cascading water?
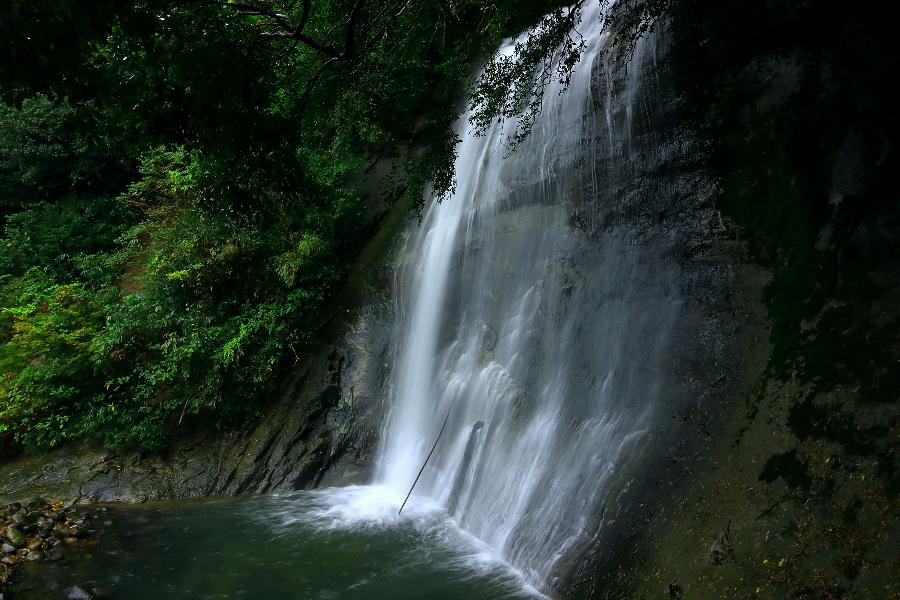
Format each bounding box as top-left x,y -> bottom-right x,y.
373,2 -> 677,591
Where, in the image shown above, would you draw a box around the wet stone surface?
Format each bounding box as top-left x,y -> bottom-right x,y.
0,498 -> 113,598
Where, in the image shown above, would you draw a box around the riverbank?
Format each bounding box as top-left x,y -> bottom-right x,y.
1,498 -> 114,598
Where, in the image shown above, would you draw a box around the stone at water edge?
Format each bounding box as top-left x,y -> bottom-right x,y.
46,547 -> 64,561
25,550 -> 43,561
3,527 -> 24,548
66,585 -> 93,600
53,524 -> 77,537
26,538 -> 43,552
0,544 -> 14,554
24,498 -> 47,511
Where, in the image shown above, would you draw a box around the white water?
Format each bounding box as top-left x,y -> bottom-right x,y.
264,485 -> 547,597
366,2 -> 674,594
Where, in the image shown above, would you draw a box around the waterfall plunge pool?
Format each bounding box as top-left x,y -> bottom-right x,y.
12,487 -> 545,599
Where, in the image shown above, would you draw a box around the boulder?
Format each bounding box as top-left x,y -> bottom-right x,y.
24,498 -> 47,511
66,585 -> 93,600
47,547 -> 64,561
3,527 -> 24,548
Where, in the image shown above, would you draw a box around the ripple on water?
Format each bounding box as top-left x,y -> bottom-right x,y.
255,486 -> 547,598
13,488 -> 546,600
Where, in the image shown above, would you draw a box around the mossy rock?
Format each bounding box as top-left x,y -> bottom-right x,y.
4,525 -> 25,547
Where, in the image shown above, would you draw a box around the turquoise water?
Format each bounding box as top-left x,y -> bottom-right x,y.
15,486 -> 542,599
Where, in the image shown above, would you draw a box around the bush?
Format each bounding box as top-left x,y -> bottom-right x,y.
0,270 -> 107,450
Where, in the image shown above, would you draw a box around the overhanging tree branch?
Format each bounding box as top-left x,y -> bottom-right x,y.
207,0 -> 396,62
205,0 -> 419,112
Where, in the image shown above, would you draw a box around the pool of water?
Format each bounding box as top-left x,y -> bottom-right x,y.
14,486 -> 543,599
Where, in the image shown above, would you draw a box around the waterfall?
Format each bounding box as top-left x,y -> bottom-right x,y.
373,2 -> 676,592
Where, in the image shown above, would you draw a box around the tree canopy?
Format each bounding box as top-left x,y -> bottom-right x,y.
0,0 -> 593,453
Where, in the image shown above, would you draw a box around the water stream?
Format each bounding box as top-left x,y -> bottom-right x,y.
373,1 -> 670,590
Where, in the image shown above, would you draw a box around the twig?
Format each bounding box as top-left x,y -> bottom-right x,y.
398,402 -> 454,514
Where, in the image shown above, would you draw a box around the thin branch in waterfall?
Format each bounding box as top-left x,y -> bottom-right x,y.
398,402 -> 455,514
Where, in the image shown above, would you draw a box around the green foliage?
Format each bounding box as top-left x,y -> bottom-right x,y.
0,96 -> 90,214
0,95 -> 129,214
0,147 -> 348,451
0,196 -> 134,278
468,0 -> 668,148
0,1 -> 578,454
93,148 -> 341,447
470,6 -> 586,147
0,270 -> 107,450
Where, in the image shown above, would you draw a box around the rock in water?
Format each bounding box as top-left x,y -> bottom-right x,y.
708,522 -> 731,565
66,586 -> 93,600
26,538 -> 43,552
3,527 -> 25,548
47,547 -> 64,561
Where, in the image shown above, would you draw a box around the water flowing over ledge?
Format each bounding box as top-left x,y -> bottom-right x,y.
372,2 -> 672,592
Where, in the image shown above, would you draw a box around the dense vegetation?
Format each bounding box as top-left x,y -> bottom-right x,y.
0,0 -> 577,453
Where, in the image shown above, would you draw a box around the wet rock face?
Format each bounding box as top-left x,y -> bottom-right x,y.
549,29 -> 764,596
